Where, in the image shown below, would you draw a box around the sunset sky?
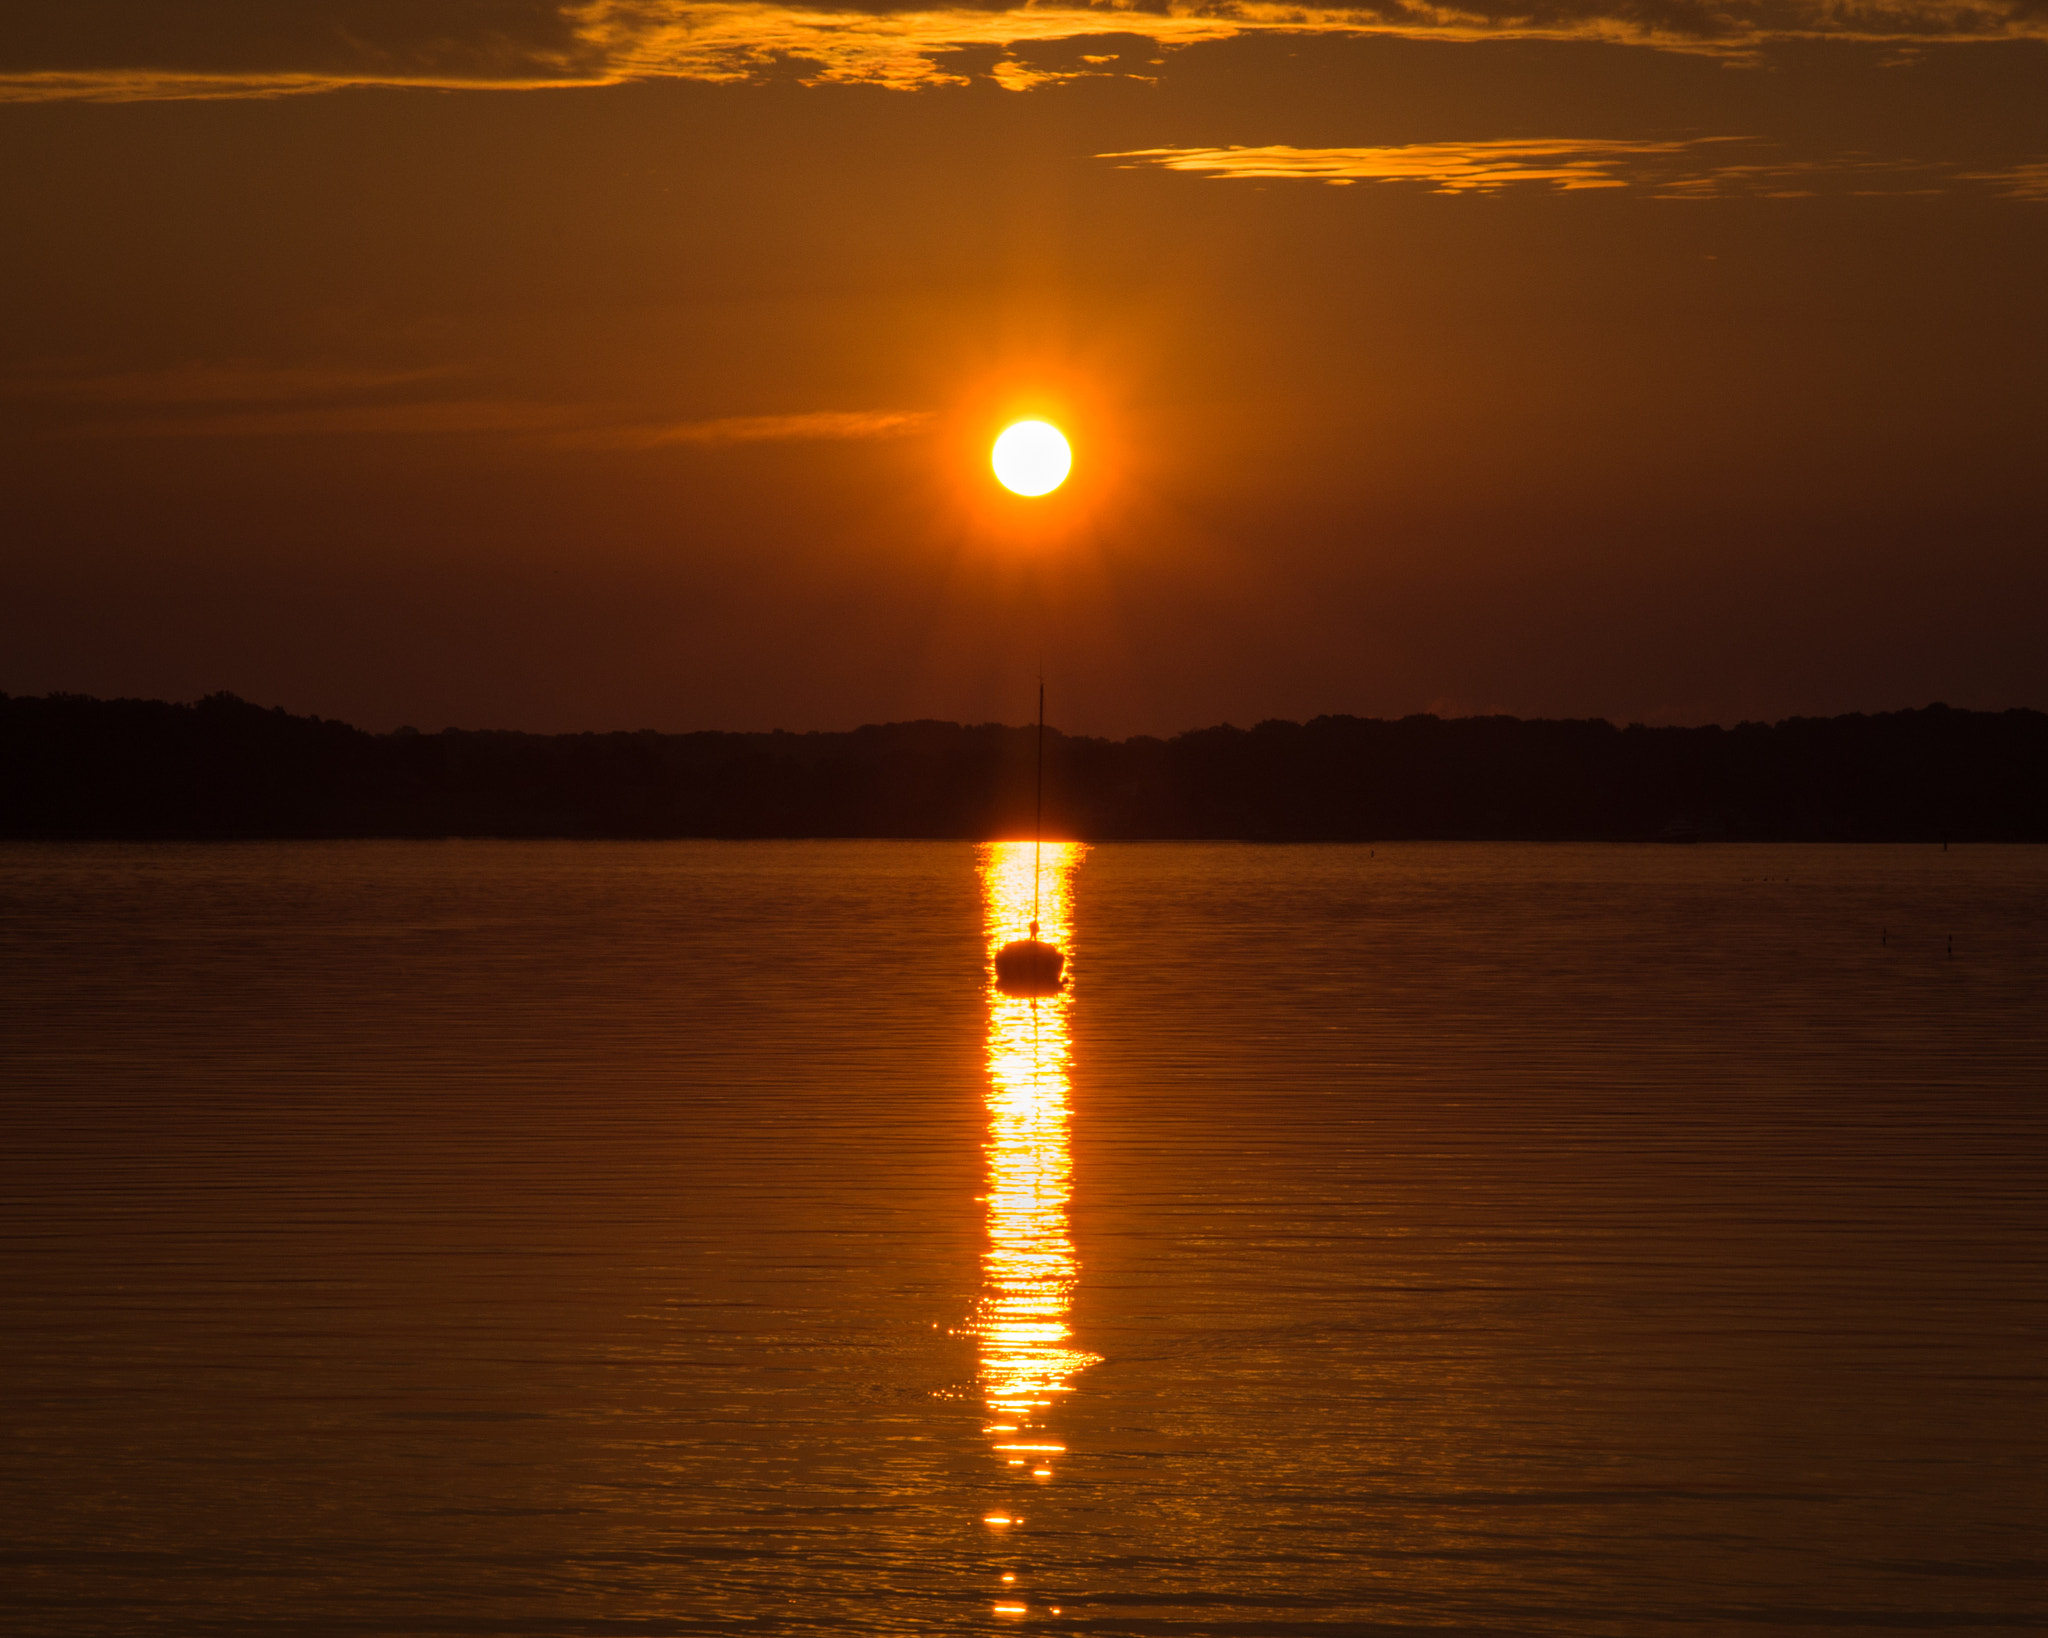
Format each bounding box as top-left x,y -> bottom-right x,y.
5,1 -> 2045,736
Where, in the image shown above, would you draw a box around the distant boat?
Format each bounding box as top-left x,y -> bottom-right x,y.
993,680 -> 1066,997
995,924 -> 1065,996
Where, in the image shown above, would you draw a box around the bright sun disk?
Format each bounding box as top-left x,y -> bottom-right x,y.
992,421 -> 1071,496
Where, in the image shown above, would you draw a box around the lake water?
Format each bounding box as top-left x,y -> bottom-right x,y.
3,840 -> 2043,1635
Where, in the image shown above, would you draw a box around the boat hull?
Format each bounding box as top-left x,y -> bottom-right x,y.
993,938 -> 1065,997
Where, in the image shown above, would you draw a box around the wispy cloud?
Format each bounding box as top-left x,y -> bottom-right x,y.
40,376 -> 937,446
8,0 -> 2048,102
1647,157 -> 1950,197
1102,138 -> 2016,198
1961,158 -> 2048,199
0,69 -> 597,104
1100,138 -> 1716,192
0,0 -> 605,101
563,409 -> 938,448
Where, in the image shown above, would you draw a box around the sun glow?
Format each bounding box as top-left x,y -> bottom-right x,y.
992,421 -> 1072,496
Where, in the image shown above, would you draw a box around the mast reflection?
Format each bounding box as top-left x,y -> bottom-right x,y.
975,841 -> 1096,1500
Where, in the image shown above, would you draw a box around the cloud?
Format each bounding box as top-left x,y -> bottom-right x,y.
563,409 -> 939,447
583,0 -> 2048,92
1099,138 -> 1712,192
13,358 -> 935,445
0,1 -> 604,97
1961,158 -> 2048,198
7,0 -> 2048,100
577,3 -> 1245,92
42,377 -> 936,446
1101,138 -> 2022,197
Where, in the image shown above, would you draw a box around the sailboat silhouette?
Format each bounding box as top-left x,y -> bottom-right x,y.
993,681 -> 1066,998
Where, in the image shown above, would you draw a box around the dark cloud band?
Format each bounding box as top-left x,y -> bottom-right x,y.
5,0 -> 2047,100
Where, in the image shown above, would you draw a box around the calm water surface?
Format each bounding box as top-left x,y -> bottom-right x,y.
3,841 -> 2043,1635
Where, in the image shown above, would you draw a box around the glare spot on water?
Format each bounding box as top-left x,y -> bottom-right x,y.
975,842 -> 1097,1548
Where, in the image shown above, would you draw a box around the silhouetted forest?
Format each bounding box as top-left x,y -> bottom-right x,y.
4,692 -> 2045,842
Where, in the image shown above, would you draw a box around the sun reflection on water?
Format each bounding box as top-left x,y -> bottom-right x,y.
975,839 -> 1096,1549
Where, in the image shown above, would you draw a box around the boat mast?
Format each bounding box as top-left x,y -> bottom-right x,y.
1033,678 -> 1044,932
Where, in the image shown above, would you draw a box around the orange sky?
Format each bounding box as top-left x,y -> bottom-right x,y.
4,3 -> 2045,734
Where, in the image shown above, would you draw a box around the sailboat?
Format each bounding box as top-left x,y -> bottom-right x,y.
993,681 -> 1066,997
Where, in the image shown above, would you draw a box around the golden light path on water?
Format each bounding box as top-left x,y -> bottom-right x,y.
974,840 -> 1096,1613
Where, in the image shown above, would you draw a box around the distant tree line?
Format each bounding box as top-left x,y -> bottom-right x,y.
3,691 -> 2044,842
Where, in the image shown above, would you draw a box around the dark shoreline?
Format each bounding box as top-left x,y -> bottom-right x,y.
5,691 -> 2045,844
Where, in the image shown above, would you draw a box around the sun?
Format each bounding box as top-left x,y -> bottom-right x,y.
992,421 -> 1071,497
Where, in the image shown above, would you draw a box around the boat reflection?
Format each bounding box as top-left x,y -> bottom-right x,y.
975,840 -> 1097,1516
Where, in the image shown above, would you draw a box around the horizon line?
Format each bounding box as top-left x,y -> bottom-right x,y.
4,689 -> 2033,743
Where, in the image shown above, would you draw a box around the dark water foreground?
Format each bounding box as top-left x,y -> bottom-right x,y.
2,841 -> 2042,1635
